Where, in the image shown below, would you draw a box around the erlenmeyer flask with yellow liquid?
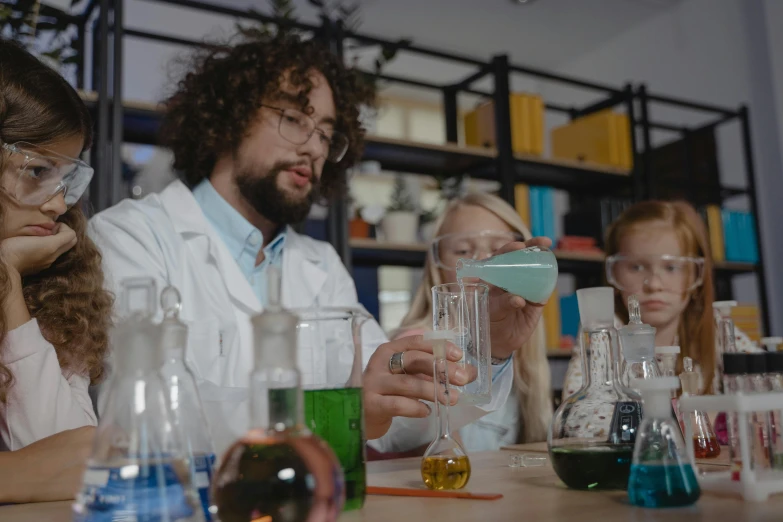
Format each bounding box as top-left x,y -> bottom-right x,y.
456,246 -> 558,305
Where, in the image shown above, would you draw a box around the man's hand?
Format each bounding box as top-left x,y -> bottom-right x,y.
363,336 -> 467,440
0,426 -> 94,504
485,236 -> 552,361
0,223 -> 77,277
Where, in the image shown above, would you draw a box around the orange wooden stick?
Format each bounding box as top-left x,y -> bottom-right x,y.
366,486 -> 503,500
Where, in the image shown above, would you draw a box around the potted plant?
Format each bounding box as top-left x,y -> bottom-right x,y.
419,204 -> 441,243
0,0 -> 81,72
381,175 -> 418,243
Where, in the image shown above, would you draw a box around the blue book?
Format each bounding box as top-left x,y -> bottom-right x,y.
541,187 -> 556,242
559,293 -> 579,339
530,186 -> 544,238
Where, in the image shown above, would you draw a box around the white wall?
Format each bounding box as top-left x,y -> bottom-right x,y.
545,0 -> 783,335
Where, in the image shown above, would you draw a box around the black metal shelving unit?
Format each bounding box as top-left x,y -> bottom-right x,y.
72,0 -> 768,333
634,88 -> 769,332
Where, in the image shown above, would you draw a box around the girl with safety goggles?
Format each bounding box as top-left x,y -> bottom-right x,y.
0,40 -> 111,464
385,191 -> 552,455
563,200 -> 760,400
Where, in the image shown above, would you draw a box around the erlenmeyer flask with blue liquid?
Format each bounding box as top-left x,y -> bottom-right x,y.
628,377 -> 701,508
72,277 -> 205,522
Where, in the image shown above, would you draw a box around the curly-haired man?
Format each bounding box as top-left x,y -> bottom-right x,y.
88,35 -> 544,455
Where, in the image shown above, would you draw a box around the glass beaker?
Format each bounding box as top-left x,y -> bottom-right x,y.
294,307 -> 370,512
549,287 -> 641,490
432,282 -> 490,405
455,246 -> 558,305
73,278 -> 204,522
628,377 -> 700,508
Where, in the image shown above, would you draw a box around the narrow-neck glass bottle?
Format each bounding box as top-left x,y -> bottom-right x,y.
549,287 -> 642,490
211,268 -> 345,522
618,295 -> 660,389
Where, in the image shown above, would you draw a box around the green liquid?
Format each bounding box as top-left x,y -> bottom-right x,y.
456,247 -> 558,304
304,388 -> 366,511
550,444 -> 635,490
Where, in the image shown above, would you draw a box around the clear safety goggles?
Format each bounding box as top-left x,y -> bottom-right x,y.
606,254 -> 705,293
431,230 -> 524,270
1,142 -> 93,208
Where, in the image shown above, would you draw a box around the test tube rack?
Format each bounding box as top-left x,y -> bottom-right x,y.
680,393 -> 783,502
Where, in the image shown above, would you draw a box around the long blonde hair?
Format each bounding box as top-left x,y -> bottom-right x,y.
398,192 -> 552,443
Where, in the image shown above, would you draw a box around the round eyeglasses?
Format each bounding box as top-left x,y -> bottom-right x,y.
262,104 -> 349,163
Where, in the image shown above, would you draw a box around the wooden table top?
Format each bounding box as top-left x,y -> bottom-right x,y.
2,447 -> 780,522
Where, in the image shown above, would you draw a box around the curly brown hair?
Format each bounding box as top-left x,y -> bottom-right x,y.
0,39 -> 113,402
160,33 -> 375,199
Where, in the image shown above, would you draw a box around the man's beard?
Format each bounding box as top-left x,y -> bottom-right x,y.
235,161 -> 320,225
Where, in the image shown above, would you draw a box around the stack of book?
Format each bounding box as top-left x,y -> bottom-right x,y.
551,109 -> 633,170
514,184 -> 556,242
464,93 -> 545,156
703,205 -> 759,264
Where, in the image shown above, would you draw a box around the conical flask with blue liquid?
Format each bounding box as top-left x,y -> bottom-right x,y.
628,377 -> 701,508
73,277 -> 205,522
159,286 -> 217,520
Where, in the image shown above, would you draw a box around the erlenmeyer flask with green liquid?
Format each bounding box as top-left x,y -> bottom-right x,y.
456,246 -> 558,304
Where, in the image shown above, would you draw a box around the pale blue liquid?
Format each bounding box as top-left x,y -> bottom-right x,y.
628,463 -> 701,508
456,248 -> 558,305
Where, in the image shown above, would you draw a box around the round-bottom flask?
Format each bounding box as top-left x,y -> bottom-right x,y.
549,288 -> 642,490
421,331 -> 471,490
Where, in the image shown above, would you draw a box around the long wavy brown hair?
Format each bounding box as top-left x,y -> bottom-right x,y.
605,200 -> 716,391
0,39 -> 113,402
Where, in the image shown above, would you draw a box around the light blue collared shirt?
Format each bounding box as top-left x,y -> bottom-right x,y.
193,180 -> 286,306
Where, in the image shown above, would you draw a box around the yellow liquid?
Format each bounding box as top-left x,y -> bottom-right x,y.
421,455 -> 471,490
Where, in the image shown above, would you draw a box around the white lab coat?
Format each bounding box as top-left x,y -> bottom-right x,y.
88,180 -> 512,455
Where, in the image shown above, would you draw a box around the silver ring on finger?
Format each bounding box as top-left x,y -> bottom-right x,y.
389,351 -> 406,375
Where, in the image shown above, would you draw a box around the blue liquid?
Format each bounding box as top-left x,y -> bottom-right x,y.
73,460 -> 201,522
628,463 -> 701,508
456,247 -> 558,305
192,453 -> 216,521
